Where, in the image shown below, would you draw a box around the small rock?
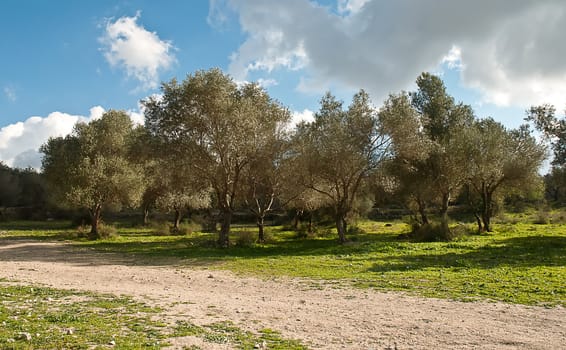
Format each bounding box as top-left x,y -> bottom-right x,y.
18,332 -> 32,341
208,274 -> 214,278
108,340 -> 116,346
254,341 -> 267,349
65,328 -> 74,335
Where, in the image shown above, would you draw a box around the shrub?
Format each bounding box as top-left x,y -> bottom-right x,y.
98,223 -> 117,239
235,231 -> 255,247
532,210 -> 550,225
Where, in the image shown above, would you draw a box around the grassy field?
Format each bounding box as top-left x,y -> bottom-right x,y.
1,218 -> 565,307
0,282 -> 306,349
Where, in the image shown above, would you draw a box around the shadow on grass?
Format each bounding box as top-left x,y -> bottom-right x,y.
0,220 -> 73,231
368,235 -> 566,273
0,228 -> 396,267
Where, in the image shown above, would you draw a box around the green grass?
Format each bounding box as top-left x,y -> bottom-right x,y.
172,320 -> 306,349
1,219 -> 565,306
0,282 -> 306,349
0,283 -> 165,349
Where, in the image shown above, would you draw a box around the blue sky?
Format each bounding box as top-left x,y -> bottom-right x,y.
1,0 -> 565,169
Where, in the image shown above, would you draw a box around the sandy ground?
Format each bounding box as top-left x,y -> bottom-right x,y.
0,239 -> 564,349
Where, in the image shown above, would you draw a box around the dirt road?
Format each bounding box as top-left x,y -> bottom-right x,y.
0,239 -> 564,349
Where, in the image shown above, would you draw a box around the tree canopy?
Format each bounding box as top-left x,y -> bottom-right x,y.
41,110 -> 144,239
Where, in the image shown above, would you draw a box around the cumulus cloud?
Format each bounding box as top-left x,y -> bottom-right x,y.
222,0 -> 566,109
0,107 -> 144,170
291,108 -> 315,126
99,12 -> 176,90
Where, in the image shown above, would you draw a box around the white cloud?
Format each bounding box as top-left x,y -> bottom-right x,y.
99,12 -> 176,90
256,78 -> 278,88
3,86 -> 16,102
223,0 -> 566,110
291,108 -> 314,126
337,0 -> 371,15
441,45 -> 463,71
0,106 -> 144,170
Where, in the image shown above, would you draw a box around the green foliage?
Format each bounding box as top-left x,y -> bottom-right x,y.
41,110 -> 145,238
289,90 -> 389,243
144,68 -> 291,247
235,230 -> 256,247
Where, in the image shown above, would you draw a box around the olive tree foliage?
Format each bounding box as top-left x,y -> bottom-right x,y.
457,119 -> 545,232
241,127 -> 291,242
290,90 -> 390,243
380,73 -> 474,238
41,110 -> 145,239
526,104 -> 565,165
378,93 -> 434,225
129,127 -> 211,229
526,105 -> 566,204
143,68 -> 290,247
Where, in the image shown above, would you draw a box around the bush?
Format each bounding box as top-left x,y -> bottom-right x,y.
406,222 -> 466,242
98,223 -> 117,239
347,225 -> 366,235
532,210 -> 550,225
235,231 -> 255,247
150,221 -> 171,236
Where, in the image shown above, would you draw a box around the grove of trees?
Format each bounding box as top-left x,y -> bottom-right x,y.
28,68 -> 550,244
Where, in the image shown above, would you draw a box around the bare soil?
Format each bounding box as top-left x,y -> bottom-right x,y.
0,239 -> 564,349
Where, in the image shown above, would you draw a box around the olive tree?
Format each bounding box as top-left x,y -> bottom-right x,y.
458,119 -> 545,232
41,110 -> 145,239
144,69 -> 290,247
380,73 -> 474,238
291,90 -> 389,243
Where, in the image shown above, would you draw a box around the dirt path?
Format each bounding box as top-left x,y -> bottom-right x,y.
0,239 -> 564,349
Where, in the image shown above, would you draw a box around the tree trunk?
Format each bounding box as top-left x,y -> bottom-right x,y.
257,216 -> 265,243
292,209 -> 302,230
307,211 -> 313,234
143,206 -> 150,225
474,212 -> 483,233
335,214 -> 347,244
89,205 -> 102,240
480,190 -> 493,232
417,198 -> 429,225
173,208 -> 182,230
218,209 -> 232,248
440,193 -> 450,237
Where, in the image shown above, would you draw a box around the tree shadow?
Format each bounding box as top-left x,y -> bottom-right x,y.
367,235 -> 566,273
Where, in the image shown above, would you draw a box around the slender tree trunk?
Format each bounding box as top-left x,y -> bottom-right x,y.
440,193 -> 450,237
474,213 -> 483,233
292,209 -> 302,230
336,214 -> 347,244
417,198 -> 429,225
143,206 -> 150,225
482,192 -> 492,232
257,215 -> 265,243
173,208 -> 182,230
480,190 -> 493,233
218,209 -> 232,248
89,205 -> 102,240
307,211 -> 313,234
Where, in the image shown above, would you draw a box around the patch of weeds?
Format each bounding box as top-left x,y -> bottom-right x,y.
172,320 -> 205,337
196,321 -> 307,349
0,283 -> 164,349
235,230 -> 256,248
